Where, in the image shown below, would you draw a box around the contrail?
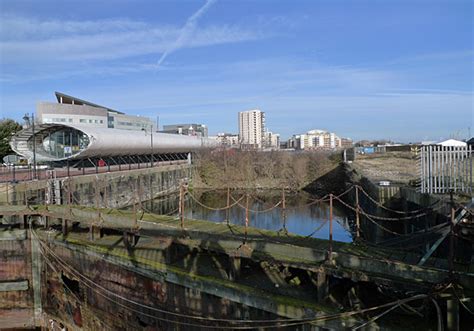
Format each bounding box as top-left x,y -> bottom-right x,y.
157,0 -> 217,68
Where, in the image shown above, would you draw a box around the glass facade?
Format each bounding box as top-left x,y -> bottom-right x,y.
34,128 -> 90,159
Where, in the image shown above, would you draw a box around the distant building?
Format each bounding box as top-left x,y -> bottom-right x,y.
238,109 -> 265,149
264,131 -> 280,150
341,138 -> 354,148
289,129 -> 349,150
162,124 -> 208,137
37,92 -> 154,131
213,133 -> 240,148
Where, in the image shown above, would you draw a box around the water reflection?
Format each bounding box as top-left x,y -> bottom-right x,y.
145,189 -> 353,243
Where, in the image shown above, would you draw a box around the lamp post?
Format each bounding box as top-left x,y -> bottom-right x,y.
23,113 -> 37,179
142,125 -> 154,167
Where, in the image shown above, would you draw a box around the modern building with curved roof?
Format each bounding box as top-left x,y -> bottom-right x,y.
10,123 -> 217,164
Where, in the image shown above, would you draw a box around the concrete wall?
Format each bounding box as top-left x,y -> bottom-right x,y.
0,164 -> 192,210
63,164 -> 191,208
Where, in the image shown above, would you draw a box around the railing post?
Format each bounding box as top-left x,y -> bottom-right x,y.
282,188 -> 287,233
449,190 -> 455,273
355,186 -> 360,239
104,178 -> 108,208
67,178 -> 72,218
133,197 -> 138,230
179,182 -> 185,230
329,194 -> 333,260
226,187 -> 230,225
244,193 -> 249,243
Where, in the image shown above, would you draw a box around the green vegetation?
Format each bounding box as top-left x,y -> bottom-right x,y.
0,118 -> 22,161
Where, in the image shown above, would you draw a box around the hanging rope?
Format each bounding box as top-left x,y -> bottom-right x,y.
233,199 -> 283,214
356,185 -> 443,215
333,194 -> 432,222
187,191 -> 246,211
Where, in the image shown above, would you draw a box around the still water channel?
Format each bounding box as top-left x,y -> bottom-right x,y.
145,189 -> 353,243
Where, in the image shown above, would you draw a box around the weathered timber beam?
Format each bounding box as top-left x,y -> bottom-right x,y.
0,280 -> 29,291
0,230 -> 27,241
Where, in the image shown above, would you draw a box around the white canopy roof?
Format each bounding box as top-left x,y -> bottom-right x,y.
436,139 -> 467,147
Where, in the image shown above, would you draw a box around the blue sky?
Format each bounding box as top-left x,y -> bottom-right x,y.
0,0 -> 472,142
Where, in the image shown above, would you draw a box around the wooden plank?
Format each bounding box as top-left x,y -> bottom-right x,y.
0,280 -> 29,291
0,229 -> 27,241
0,308 -> 35,329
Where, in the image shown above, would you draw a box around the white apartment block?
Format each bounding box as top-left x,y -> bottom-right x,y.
213,133 -> 240,148
291,129 -> 346,150
264,131 -> 280,150
238,109 -> 265,149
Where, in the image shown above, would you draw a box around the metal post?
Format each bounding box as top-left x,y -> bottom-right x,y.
449,191 -> 454,273
226,187 -> 230,224
282,188 -> 287,233
180,183 -> 185,230
62,218 -> 68,236
32,113 -> 37,180
67,178 -> 72,218
67,160 -> 70,177
447,298 -> 460,331
133,200 -> 137,230
151,125 -> 154,168
104,179 -> 108,208
329,194 -> 333,260
12,164 -> 15,182
355,186 -> 360,239
245,194 -> 249,243
82,159 -> 85,175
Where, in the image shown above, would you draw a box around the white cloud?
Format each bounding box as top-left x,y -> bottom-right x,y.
0,15 -> 150,40
0,14 -> 262,65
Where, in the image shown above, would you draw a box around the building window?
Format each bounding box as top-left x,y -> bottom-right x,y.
80,119 -> 86,123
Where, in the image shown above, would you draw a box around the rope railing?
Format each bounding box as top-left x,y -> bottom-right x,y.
355,185 -> 444,215
234,199 -> 283,214
187,191 -> 245,211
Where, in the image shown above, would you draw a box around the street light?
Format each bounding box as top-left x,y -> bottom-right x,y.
23,113 -> 37,179
142,125 -> 154,167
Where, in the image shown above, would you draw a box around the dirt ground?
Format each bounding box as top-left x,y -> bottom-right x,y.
352,151 -> 418,185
